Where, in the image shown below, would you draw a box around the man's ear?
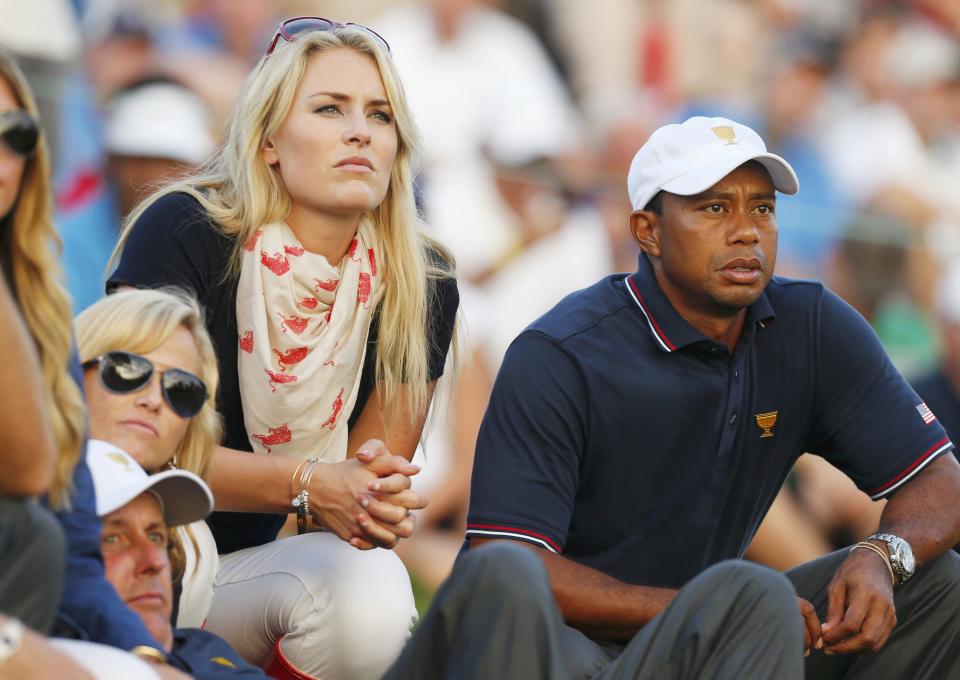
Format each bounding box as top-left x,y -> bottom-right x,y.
262,136 -> 279,166
630,210 -> 661,258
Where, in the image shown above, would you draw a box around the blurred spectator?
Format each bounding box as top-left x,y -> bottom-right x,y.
104,78 -> 215,218
820,18 -> 960,250
0,0 -> 81,160
155,0 -> 279,134
913,263 -> 960,445
55,1 -> 165,313
477,156 -> 612,365
758,49 -> 848,279
835,213 -> 938,378
374,0 -> 581,282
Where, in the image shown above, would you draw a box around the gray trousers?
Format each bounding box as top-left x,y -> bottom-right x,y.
787,548 -> 960,680
384,543 -> 803,680
0,496 -> 66,633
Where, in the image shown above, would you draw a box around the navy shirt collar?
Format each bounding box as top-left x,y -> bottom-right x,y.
624,254 -> 776,353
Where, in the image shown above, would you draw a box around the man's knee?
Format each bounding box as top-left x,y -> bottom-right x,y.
455,542 -> 549,601
697,560 -> 797,618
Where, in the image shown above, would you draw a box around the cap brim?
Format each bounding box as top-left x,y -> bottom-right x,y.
147,470 -> 214,527
99,469 -> 213,527
661,150 -> 799,198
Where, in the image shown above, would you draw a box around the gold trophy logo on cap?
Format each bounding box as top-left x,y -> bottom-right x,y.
712,126 -> 737,145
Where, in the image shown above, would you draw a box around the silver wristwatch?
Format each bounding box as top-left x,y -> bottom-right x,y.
868,533 -> 916,584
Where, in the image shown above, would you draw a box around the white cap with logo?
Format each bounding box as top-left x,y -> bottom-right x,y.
86,439 -> 213,527
627,116 -> 799,211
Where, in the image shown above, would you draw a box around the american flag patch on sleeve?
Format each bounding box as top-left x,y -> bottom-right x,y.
916,402 -> 936,425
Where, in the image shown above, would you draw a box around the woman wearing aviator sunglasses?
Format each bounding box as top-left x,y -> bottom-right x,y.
109,17 -> 459,680
76,287 -> 226,635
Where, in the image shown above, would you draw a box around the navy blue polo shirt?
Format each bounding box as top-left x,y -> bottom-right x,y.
467,255 -> 953,589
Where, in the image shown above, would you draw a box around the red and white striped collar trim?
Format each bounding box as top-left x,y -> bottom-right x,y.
624,275 -> 676,352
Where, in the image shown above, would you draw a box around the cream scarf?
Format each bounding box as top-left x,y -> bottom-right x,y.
236,220 -> 381,461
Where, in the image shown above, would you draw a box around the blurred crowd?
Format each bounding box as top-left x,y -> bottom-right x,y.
3,0 -> 960,597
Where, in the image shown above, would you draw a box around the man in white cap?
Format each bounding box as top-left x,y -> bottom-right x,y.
87,440 -> 268,679
464,116 -> 960,678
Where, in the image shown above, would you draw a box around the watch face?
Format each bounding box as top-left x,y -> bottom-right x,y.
900,545 -> 916,573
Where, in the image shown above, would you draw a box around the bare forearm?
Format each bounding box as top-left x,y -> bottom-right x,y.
471,537 -> 677,639
0,274 -> 56,496
207,445 -> 300,512
877,454 -> 960,567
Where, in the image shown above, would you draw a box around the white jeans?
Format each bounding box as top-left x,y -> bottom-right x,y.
199,532 -> 417,680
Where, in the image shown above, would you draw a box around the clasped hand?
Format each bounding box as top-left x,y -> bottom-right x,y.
797,548 -> 897,657
308,439 -> 428,550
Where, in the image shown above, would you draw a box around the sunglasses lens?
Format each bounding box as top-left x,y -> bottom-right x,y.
100,352 -> 153,393
282,17 -> 336,39
162,369 -> 208,418
0,111 -> 39,156
346,23 -> 391,53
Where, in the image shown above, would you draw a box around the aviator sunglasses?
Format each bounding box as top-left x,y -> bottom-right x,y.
84,351 -> 208,419
0,110 -> 39,157
265,16 -> 391,56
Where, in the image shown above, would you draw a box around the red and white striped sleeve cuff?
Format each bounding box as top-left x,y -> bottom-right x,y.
868,438 -> 953,500
465,523 -> 562,553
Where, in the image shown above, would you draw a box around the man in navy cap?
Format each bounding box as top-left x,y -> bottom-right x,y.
466,116 -> 960,678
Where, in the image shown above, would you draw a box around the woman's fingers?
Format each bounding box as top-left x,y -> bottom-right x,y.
355,439 -> 389,463
372,488 -> 428,510
368,472 -> 414,494
355,512 -> 401,548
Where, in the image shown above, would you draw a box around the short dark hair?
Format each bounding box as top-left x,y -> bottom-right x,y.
643,191 -> 663,216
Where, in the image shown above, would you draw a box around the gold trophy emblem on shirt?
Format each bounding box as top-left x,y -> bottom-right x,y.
754,411 -> 778,438
712,125 -> 738,145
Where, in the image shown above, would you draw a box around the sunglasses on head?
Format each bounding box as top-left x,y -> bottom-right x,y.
266,16 -> 391,56
84,351 -> 208,419
0,110 -> 39,157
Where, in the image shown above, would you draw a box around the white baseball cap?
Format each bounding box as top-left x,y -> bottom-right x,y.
627,116 -> 799,211
104,82 -> 215,166
86,439 -> 213,527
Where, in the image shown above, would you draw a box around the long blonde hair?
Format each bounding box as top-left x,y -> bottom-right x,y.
0,51 -> 85,508
75,288 -> 221,479
113,27 -> 454,425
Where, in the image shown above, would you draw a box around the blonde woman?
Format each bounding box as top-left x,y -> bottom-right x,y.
76,287 -> 223,629
0,49 -> 155,655
109,18 -> 458,680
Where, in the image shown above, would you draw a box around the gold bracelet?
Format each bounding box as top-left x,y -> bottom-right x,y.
850,541 -> 895,585
292,458 -> 320,534
290,459 -> 310,498
130,645 -> 168,665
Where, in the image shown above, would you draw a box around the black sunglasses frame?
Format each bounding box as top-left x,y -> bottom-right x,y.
84,351 -> 208,419
0,110 -> 39,157
265,16 -> 391,56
